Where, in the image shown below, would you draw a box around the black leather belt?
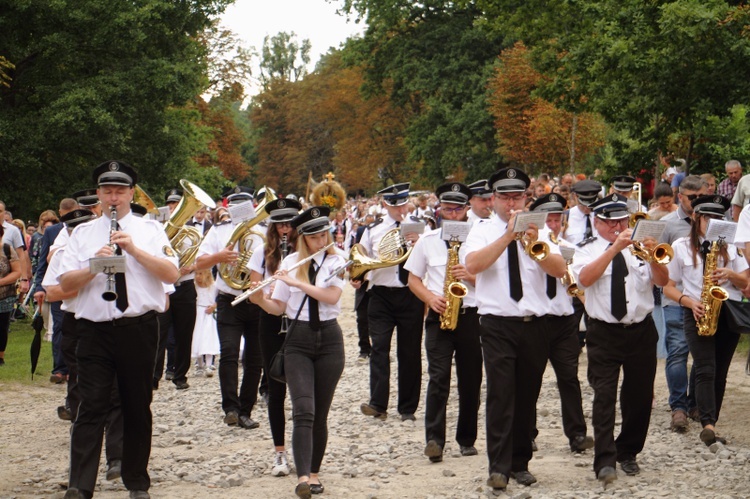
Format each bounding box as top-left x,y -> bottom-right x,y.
82,310 -> 157,328
589,317 -> 649,330
297,319 -> 338,327
503,315 -> 541,323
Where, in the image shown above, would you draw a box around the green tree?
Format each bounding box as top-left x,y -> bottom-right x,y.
0,0 -> 231,220
259,32 -> 312,90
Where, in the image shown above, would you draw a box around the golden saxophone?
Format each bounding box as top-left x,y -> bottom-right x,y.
696,240 -> 729,336
439,241 -> 468,330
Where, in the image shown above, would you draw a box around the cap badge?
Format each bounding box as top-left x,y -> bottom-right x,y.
507,169 -> 517,179
311,208 -> 320,218
714,196 -> 722,204
278,200 -> 286,208
612,193 -> 620,202
451,184 -> 460,192
108,162 -> 119,171
392,186 -> 399,194
234,187 -> 241,194
549,194 -> 557,202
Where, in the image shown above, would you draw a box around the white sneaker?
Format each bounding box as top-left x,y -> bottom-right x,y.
206,365 -> 215,378
271,451 -> 290,477
194,367 -> 205,377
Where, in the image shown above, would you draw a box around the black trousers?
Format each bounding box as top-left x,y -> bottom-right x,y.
153,281 -> 196,384
423,308 -> 482,449
586,316 -> 657,475
366,285 -> 424,415
355,285 -> 371,356
69,312 -> 158,495
285,320 -> 345,477
216,294 -> 262,416
683,308 -> 740,427
539,314 -> 588,443
258,310 -> 287,447
61,312 -> 123,467
479,314 -> 548,476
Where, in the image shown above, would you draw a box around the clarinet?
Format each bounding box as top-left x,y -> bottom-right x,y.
102,205 -> 118,301
279,234 -> 290,334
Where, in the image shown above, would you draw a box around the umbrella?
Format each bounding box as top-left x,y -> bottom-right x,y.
30,308 -> 44,379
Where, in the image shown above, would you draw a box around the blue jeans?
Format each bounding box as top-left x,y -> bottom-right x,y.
663,305 -> 689,411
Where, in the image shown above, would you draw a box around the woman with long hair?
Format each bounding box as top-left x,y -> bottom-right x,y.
663,195 -> 749,445
251,206 -> 346,499
248,198 -> 302,478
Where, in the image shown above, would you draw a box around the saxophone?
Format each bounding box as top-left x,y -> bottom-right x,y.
439,241 -> 468,331
696,240 -> 729,336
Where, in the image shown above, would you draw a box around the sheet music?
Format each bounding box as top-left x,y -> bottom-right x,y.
559,246 -> 576,262
155,206 -> 171,223
631,220 -> 667,242
400,221 -> 425,237
228,200 -> 257,223
441,221 -> 471,243
705,219 -> 737,244
512,212 -> 548,233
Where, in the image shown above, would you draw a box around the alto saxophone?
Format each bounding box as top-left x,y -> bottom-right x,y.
696,240 -> 729,336
439,241 -> 468,331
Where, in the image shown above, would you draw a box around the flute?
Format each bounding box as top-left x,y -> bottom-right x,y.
102,205 -> 118,301
231,243 -> 334,306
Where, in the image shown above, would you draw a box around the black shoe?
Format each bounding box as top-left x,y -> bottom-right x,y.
238,415 -> 259,429
0,358 -> 5,366
295,482 -> 312,499
57,405 -> 72,421
129,491 -> 150,499
486,472 -> 508,490
597,466 -> 617,484
460,445 -> 478,456
152,379 -> 159,390
310,482 -> 324,494
424,440 -> 443,462
63,488 -> 85,499
223,410 -> 239,426
531,439 -> 538,452
619,459 -> 640,476
570,435 -> 594,453
510,470 -> 537,486
173,380 -> 190,390
360,403 -> 387,420
165,370 -> 175,381
400,413 -> 416,422
106,459 -> 122,481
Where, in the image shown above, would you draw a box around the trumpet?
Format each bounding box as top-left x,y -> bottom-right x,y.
231,243 -> 335,306
630,241 -> 673,265
102,205 -> 118,302
516,233 -> 549,261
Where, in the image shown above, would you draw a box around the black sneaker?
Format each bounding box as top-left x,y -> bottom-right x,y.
223,410 -> 239,426
618,459 -> 640,476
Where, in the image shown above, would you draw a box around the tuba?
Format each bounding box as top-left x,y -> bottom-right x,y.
218,187 -> 278,290
164,180 -> 217,268
439,240 -> 468,330
133,185 -> 160,216
348,228 -> 413,281
696,240 -> 729,336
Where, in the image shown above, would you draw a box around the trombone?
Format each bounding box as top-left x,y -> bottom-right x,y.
629,182 -> 648,228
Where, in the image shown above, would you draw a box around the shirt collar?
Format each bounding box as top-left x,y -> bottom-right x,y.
117,211 -> 134,230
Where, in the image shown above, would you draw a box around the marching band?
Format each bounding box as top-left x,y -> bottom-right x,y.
16,159 -> 749,499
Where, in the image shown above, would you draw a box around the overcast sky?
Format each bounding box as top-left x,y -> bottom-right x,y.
220,0 -> 366,94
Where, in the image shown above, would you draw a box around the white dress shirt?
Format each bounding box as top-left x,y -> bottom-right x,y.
271,251 -> 346,321
564,205 -> 598,246
59,212 -> 178,321
463,217 -> 561,317
360,214 -> 410,289
571,237 -> 656,325
404,227 -> 477,308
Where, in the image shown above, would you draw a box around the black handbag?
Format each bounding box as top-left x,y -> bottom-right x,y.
723,299 -> 750,335
268,295 -> 308,383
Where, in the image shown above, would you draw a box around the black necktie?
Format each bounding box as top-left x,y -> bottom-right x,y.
546,274 -> 557,299
115,224 -> 128,313
394,221 -> 409,285
507,239 -> 523,301
308,261 -> 320,330
611,250 -> 628,321
584,215 -> 593,240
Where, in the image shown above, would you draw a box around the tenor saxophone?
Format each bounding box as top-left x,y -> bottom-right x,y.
696,240 -> 729,336
439,241 -> 468,330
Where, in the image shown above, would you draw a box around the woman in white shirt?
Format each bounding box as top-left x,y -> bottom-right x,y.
663,195 -> 748,446
251,206 -> 346,499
